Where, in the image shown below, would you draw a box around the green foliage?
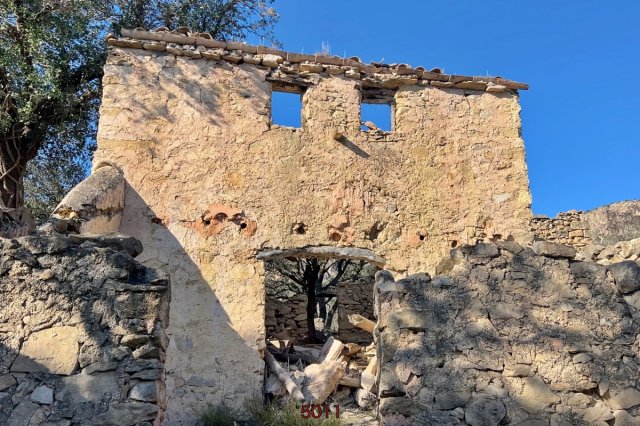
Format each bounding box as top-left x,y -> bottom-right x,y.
0,0 -> 278,211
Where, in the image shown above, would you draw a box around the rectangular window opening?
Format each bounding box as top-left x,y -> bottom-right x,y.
271,86 -> 303,129
360,89 -> 395,133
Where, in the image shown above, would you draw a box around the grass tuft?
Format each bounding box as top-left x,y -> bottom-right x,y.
245,398 -> 342,426
200,403 -> 237,426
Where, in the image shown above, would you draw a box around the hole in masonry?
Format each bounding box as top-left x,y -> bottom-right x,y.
419,234 -> 426,241
330,232 -> 342,242
293,223 -> 307,235
450,240 -> 458,248
240,223 -> 248,229
271,89 -> 303,128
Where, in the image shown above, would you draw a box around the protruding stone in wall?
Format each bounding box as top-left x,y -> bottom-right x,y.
52,164 -> 125,233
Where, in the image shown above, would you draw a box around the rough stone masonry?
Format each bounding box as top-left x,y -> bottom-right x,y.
0,228 -> 170,425
92,27 -> 532,422
375,241 -> 640,425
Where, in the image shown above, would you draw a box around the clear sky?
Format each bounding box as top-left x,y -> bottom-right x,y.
252,0 -> 640,217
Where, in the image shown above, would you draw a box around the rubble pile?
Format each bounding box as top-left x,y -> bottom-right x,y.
263,316 -> 379,424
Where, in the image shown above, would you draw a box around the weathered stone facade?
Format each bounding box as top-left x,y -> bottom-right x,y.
375,242 -> 640,425
0,230 -> 169,425
93,29 -> 533,422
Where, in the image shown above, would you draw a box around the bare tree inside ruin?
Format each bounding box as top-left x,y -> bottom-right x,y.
265,257 -> 370,343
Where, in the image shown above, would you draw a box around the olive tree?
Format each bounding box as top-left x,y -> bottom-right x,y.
0,0 -> 278,220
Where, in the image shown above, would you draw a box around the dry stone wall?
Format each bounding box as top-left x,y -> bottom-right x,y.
530,201 -> 640,250
265,294 -> 309,343
0,228 -> 169,426
530,210 -> 592,247
374,241 -> 640,425
337,280 -> 375,343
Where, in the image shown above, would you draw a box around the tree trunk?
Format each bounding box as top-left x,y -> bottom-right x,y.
0,133 -> 37,209
306,274 -> 318,343
304,259 -> 321,343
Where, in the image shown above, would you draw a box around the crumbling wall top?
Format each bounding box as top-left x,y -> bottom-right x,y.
107,28 -> 528,94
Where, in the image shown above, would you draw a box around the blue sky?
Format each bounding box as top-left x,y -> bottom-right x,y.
254,0 -> 640,217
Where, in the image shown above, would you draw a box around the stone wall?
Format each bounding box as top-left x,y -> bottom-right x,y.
530,210 -> 592,247
374,241 -> 640,425
0,229 -> 169,425
95,29 -> 532,422
530,201 -> 640,249
265,295 -> 308,343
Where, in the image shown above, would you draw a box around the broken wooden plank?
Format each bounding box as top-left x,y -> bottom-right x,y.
302,360 -> 345,404
318,337 -> 345,363
348,314 -> 376,334
360,355 -> 378,393
339,375 -> 361,388
264,351 -> 305,402
345,343 -> 362,356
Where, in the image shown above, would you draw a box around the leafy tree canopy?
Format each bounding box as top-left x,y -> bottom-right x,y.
0,0 -> 278,220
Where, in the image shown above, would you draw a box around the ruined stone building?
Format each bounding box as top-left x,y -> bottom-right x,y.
2,27 -> 640,426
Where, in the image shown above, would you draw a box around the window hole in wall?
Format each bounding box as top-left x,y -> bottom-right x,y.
361,88 -> 395,133
271,85 -> 303,128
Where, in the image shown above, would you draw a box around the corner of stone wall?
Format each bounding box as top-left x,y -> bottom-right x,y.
0,229 -> 170,425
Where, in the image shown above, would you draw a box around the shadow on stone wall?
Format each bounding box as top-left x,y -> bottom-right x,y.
0,231 -> 169,425
375,242 -> 640,425
118,185 -> 263,424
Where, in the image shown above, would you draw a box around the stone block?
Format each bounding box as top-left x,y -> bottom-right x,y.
608,261 -> 640,294
129,381 -> 159,402
532,241 -> 576,259
387,310 -> 433,331
91,402 -> 159,424
608,388 -> 640,410
58,372 -> 118,404
518,376 -> 561,413
0,374 -> 16,391
30,385 -> 54,404
11,326 -> 80,375
465,396 -> 506,426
